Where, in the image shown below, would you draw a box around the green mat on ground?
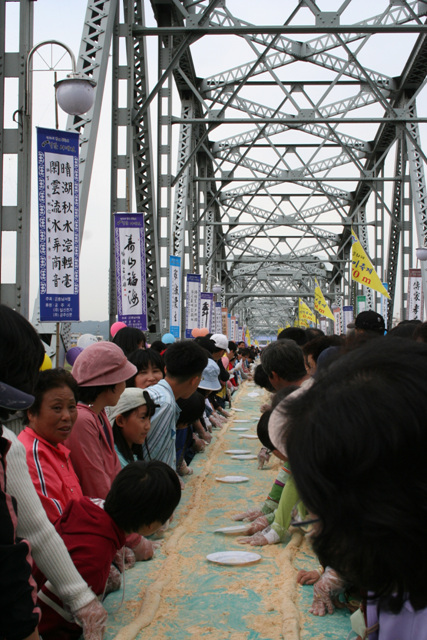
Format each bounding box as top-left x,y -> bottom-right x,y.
101,383 -> 351,640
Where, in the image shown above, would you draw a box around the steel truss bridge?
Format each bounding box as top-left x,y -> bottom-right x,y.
2,0 -> 427,342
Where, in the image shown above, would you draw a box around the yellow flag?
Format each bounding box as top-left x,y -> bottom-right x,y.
245,328 -> 251,346
298,298 -> 316,327
277,326 -> 284,335
351,228 -> 390,299
314,279 -> 335,321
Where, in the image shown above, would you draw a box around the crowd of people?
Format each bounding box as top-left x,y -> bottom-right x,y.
229,310 -> 427,639
0,306 -> 257,640
3,302 -> 427,639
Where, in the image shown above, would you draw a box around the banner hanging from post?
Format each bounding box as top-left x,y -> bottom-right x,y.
333,307 -> 341,335
407,269 -> 424,321
185,274 -> 201,338
114,213 -> 148,330
342,305 -> 354,334
215,302 -> 222,334
200,292 -> 214,331
37,127 -> 80,322
351,228 -> 390,299
169,256 -> 181,338
222,308 -> 229,336
298,298 -> 316,327
230,315 -> 236,340
356,295 -> 367,316
314,279 -> 335,321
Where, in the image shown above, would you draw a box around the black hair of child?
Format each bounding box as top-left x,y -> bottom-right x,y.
253,363 -> 275,392
277,327 -> 308,345
256,386 -> 299,450
112,327 -> 146,356
260,339 -> 306,382
126,348 -> 165,387
149,340 -> 166,353
104,459 -> 181,532
284,338 -> 427,614
164,340 -> 208,381
77,383 -> 119,405
177,391 -> 206,426
112,390 -> 157,464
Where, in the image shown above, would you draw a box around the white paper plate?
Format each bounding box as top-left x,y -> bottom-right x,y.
233,419 -> 252,423
233,408 -> 244,412
215,476 -> 249,483
239,434 -> 258,440
214,524 -> 251,535
225,449 -> 250,455
207,551 -> 261,566
230,427 -> 249,432
247,392 -> 260,398
231,454 -> 258,460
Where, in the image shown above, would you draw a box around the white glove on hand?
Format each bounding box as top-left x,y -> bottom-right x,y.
232,508 -> 263,522
74,599 -> 108,640
310,567 -> 344,616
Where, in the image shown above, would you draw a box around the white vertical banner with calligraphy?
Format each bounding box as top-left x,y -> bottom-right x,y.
37,127 -> 80,321
114,213 -> 148,330
200,292 -> 214,331
407,268 -> 424,320
215,302 -> 222,334
342,305 -> 354,334
222,308 -> 229,337
169,256 -> 181,338
185,274 -> 201,338
333,307 -> 341,335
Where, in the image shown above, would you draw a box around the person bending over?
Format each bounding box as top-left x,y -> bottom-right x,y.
37,460 -> 181,640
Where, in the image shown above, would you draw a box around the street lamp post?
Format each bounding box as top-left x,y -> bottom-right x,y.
21,41 -> 97,364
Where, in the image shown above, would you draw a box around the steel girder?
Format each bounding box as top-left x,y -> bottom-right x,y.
143,0 -> 427,335
0,0 -> 34,316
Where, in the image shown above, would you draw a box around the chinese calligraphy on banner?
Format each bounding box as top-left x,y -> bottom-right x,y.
342,305 -> 354,334
215,302 -> 222,334
333,307 -> 341,335
169,256 -> 181,338
407,269 -> 424,321
37,127 -> 80,322
200,292 -> 214,330
221,308 -> 228,336
114,213 -> 148,330
185,274 -> 201,338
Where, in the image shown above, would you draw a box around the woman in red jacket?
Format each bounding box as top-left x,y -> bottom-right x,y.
18,368 -> 83,525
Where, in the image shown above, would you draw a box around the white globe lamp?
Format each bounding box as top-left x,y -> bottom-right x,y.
55,74 -> 97,115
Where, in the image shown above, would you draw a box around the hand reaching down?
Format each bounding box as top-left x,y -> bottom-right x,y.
74,598 -> 108,640
231,508 -> 263,522
309,568 -> 344,616
246,516 -> 270,535
297,568 -> 322,585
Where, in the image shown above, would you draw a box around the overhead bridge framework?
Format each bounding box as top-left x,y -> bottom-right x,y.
2,0 -> 427,340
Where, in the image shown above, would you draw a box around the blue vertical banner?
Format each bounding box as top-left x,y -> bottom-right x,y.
185,274 -> 201,338
342,305 -> 354,334
169,256 -> 181,338
114,213 -> 148,330
200,292 -> 214,331
37,127 -> 80,321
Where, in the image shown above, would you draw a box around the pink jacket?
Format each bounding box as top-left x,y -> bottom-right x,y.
18,427 -> 83,524
65,404 -> 121,500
